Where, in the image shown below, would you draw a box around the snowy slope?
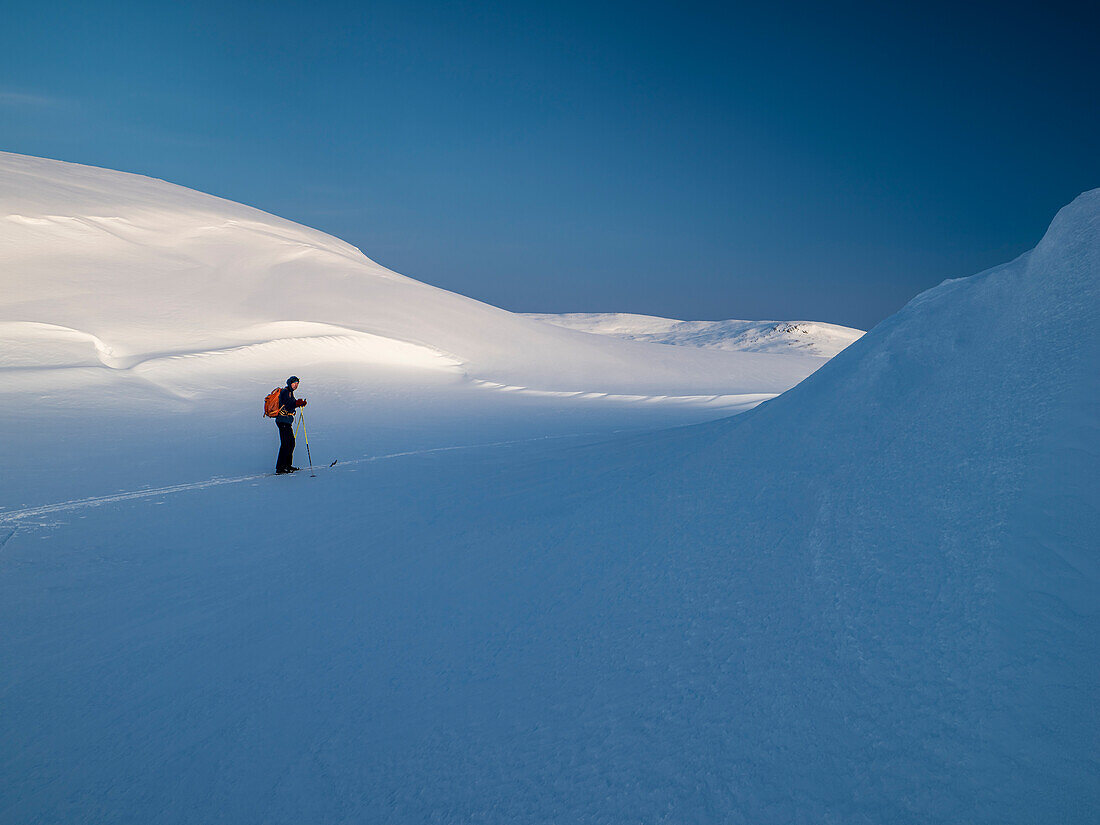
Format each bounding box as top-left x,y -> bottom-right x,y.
0,151 -> 854,508
523,312 -> 864,357
0,152 -> 826,400
591,187 -> 1100,822
0,161 -> 1096,823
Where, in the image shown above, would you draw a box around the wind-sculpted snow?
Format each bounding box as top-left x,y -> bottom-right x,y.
0,152 -> 828,400
0,156 -> 1095,823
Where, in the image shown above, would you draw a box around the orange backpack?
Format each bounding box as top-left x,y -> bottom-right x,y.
263,387 -> 283,418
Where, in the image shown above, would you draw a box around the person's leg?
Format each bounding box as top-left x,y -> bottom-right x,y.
276,422 -> 295,472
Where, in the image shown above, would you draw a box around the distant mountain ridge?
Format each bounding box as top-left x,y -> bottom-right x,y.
523,313 -> 863,357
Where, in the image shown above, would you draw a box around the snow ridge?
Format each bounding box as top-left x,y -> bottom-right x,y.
0,151 -> 838,400
524,312 -> 864,357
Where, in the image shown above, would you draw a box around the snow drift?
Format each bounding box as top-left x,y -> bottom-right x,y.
0,152 -> 842,400
555,186 -> 1099,822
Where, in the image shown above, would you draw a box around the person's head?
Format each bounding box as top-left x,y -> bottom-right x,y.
287,375 -> 299,390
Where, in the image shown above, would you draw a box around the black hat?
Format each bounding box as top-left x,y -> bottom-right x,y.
287,376 -> 299,385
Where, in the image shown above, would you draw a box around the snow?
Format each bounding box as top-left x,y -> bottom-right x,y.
0,151 -> 831,400
1,152 -> 1097,823
522,312 -> 864,357
0,150 -> 842,509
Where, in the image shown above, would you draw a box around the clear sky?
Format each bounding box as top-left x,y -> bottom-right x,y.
2,0 -> 1096,330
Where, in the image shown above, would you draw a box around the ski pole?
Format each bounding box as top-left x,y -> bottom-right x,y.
299,409 -> 315,477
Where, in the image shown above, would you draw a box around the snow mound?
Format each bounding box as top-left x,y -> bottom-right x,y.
540,186 -> 1098,820
0,152 -> 831,400
523,312 -> 864,356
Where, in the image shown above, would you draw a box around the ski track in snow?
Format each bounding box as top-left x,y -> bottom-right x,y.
0,431 -> 604,526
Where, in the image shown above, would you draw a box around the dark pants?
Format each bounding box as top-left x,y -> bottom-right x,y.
276,420 -> 295,471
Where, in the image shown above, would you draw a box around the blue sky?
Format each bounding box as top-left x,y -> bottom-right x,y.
2,0 -> 1096,329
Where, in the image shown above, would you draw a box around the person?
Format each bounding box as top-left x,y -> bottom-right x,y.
275,376 -> 307,474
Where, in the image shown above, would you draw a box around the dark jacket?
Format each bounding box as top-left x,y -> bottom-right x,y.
276,386 -> 297,425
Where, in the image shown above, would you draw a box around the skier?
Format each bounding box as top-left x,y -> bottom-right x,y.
275,376 -> 307,474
